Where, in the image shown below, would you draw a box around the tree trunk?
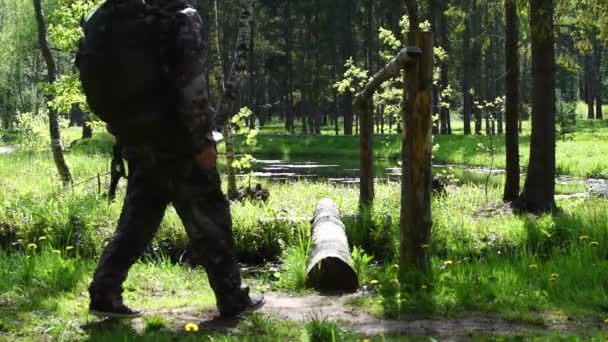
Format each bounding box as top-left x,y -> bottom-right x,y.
595,41 -> 603,120
504,0 -> 520,202
33,0 -> 72,186
82,112 -> 93,139
209,0 -> 237,199
514,0 -> 556,214
472,0 -> 483,135
285,0 -> 294,134
342,0 -> 355,136
462,0 -> 472,135
586,54 -> 595,119
439,0 -> 450,135
216,0 -> 254,200
400,32 -> 433,286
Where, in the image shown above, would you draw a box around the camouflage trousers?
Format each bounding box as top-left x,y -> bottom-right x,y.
89,149 -> 243,311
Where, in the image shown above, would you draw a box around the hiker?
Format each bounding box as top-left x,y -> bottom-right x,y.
76,0 -> 263,319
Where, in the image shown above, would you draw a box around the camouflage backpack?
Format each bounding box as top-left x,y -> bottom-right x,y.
76,0 -> 184,145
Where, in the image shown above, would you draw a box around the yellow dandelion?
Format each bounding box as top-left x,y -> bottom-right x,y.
27,243 -> 37,250
529,264 -> 538,270
369,280 -> 379,286
391,264 -> 399,270
363,339 -> 371,342
65,246 -> 75,251
550,273 -> 559,279
52,250 -> 61,254
38,236 -> 47,241
604,318 -> 608,325
443,260 -> 453,267
579,235 -> 589,241
185,322 -> 199,332
590,241 -> 600,246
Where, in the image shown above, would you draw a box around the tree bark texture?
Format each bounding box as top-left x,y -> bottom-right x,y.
400,32 -> 433,285
515,0 -> 556,213
504,0 -> 520,202
306,199 -> 359,293
33,0 -> 72,186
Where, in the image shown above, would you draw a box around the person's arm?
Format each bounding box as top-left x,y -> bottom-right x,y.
173,6 -> 216,166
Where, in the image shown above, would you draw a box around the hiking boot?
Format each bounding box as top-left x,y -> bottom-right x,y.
218,286 -> 265,318
89,293 -> 142,319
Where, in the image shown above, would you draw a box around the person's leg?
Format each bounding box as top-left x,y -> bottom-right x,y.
172,161 -> 263,317
89,160 -> 169,317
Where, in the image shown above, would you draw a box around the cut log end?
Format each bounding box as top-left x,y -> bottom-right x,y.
306,257 -> 359,293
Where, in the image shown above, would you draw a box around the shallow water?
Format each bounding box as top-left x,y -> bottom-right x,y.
232,154 -> 599,196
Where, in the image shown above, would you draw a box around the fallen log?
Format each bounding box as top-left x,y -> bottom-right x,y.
305,199 -> 359,293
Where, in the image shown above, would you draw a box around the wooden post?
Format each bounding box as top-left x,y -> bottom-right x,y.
306,199 -> 359,293
400,32 -> 434,285
354,47 -> 421,212
359,97 -> 374,210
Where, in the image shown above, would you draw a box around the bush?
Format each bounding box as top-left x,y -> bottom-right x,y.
14,112 -> 70,152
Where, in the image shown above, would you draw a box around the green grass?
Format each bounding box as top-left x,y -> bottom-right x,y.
344,184 -> 608,329
0,249 -> 309,341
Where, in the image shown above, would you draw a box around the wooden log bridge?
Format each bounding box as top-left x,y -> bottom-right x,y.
305,199 -> 359,293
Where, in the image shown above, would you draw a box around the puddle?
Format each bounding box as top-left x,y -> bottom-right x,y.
588,179 -> 608,197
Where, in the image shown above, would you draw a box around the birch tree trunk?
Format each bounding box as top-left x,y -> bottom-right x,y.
216,0 -> 254,200
33,0 -> 72,186
209,0 -> 237,200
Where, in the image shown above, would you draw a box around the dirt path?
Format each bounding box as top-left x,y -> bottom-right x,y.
261,294 -> 561,338
121,293 -> 592,339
